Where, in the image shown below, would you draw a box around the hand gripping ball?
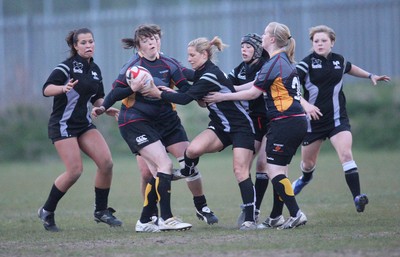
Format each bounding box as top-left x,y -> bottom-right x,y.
125,65 -> 154,92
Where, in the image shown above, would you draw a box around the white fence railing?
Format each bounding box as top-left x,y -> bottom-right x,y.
0,0 -> 398,108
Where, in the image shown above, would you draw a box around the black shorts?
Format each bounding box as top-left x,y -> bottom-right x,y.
208,125 -> 255,152
49,123 -> 96,143
251,115 -> 268,142
266,116 -> 307,166
154,113 -> 188,147
119,121 -> 162,155
302,121 -> 351,146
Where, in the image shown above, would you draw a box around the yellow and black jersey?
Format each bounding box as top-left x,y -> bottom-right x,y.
254,51 -> 304,121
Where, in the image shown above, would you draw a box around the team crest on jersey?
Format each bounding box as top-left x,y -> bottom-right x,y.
311,58 -> 322,69
238,67 -> 246,80
73,61 -> 83,73
92,71 -> 99,80
332,61 -> 341,69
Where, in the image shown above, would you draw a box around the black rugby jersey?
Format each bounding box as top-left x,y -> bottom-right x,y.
161,60 -> 254,134
102,53 -> 191,127
229,56 -> 268,118
43,55 -> 104,137
254,51 -> 304,121
296,52 -> 352,132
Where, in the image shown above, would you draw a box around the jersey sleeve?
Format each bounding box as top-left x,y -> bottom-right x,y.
164,57 -> 192,93
253,63 -> 273,92
182,68 -> 195,82
296,56 -> 310,86
42,62 -> 70,96
170,57 -> 195,82
161,73 -> 220,105
344,61 -> 352,74
161,91 -> 194,105
102,76 -> 134,110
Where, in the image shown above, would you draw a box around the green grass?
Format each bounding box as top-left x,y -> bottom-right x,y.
1,149 -> 400,257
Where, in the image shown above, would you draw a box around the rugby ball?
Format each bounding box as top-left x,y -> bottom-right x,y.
125,65 -> 154,92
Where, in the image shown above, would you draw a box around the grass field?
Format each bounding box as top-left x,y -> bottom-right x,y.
1,149 -> 399,257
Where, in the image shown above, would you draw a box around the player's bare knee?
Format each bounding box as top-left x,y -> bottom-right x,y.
300,160 -> 316,173
185,145 -> 202,159
99,158 -> 113,173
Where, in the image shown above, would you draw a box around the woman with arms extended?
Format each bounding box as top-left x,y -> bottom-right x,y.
292,25 -> 390,212
38,28 -> 122,232
144,36 -> 258,230
204,22 -> 308,229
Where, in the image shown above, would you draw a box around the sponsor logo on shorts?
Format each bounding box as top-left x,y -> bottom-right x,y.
136,135 -> 149,145
272,143 -> 284,153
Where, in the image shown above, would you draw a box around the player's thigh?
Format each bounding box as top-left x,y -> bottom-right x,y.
301,139 -> 323,167
79,129 -> 112,169
139,141 -> 173,172
167,141 -> 189,158
54,137 -> 83,172
330,131 -> 354,163
187,129 -> 223,157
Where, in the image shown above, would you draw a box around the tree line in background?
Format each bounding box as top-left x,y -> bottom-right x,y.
0,81 -> 398,162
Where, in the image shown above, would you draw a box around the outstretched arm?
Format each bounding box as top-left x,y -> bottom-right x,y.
92,98 -> 119,121
91,84 -> 132,117
348,64 -> 391,86
203,86 -> 262,104
233,80 -> 254,92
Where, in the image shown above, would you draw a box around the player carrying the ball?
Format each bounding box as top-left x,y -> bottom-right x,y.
92,24 -> 217,232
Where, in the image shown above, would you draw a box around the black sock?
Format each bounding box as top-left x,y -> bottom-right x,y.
255,172 -> 269,210
43,184 -> 65,212
181,151 -> 199,176
271,174 -> 299,217
156,172 -> 173,220
95,187 -> 110,212
269,188 -> 284,218
302,168 -> 314,182
345,168 -> 360,199
140,177 -> 158,223
193,195 -> 207,211
238,177 -> 255,222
